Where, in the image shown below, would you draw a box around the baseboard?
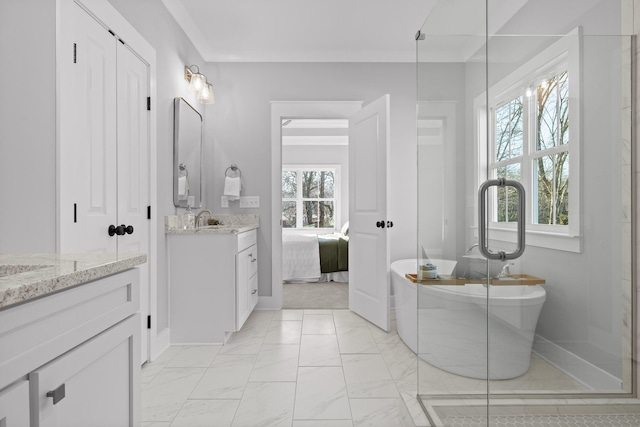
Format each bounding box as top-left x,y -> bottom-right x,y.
256,296 -> 281,310
532,334 -> 622,390
150,327 -> 170,362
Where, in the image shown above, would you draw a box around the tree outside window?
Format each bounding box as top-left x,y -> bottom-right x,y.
282,168 -> 336,229
492,70 -> 569,226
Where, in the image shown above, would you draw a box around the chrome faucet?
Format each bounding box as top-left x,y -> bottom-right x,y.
195,209 -> 213,228
466,243 -> 479,253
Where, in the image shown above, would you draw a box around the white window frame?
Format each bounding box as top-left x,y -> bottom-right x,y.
282,165 -> 340,231
476,28 -> 582,253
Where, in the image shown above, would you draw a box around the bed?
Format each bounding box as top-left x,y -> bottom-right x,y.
282,224 -> 349,282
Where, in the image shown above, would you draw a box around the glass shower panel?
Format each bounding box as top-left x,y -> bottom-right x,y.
416,0 -> 635,425
416,0 -> 490,421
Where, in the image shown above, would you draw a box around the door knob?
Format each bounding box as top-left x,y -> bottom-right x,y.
123,225 -> 134,235
376,221 -> 385,228
108,224 -> 124,236
386,221 -> 394,228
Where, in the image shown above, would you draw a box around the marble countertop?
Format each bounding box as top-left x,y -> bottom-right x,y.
165,213 -> 259,235
0,252 -> 147,310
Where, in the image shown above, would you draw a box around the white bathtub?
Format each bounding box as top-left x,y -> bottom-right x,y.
392,258 -> 546,380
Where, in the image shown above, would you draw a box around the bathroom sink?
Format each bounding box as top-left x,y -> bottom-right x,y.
0,264 -> 51,278
196,225 -> 235,231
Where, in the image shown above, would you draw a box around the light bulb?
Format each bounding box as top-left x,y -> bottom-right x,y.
188,72 -> 206,93
198,83 -> 215,104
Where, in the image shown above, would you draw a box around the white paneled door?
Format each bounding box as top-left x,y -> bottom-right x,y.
348,95 -> 391,332
59,1 -> 151,364
117,42 -> 150,364
61,2 -> 118,253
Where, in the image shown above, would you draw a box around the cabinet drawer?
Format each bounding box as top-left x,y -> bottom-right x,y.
237,229 -> 257,252
0,380 -> 30,427
29,315 -> 139,427
249,273 -> 258,310
248,245 -> 258,277
0,269 -> 139,392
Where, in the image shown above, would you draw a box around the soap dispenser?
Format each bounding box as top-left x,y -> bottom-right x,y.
183,204 -> 195,230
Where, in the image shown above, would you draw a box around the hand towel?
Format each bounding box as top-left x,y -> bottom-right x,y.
224,176 -> 241,200
178,176 -> 189,200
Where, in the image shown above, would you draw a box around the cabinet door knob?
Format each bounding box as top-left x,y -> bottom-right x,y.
47,383 -> 66,405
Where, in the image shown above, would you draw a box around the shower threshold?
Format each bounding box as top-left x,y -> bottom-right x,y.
418,396 -> 640,427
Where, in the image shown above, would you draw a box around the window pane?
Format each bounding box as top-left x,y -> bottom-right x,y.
302,201 -> 318,228
319,201 -> 334,228
537,71 -> 568,151
495,164 -> 521,223
282,171 -> 297,198
495,97 -> 523,161
555,153 -> 569,225
302,171 -> 319,198
282,201 -> 296,228
319,171 -> 335,198
534,156 -> 554,224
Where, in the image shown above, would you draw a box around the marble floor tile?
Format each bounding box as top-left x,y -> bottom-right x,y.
170,399 -> 239,427
293,421 -> 354,427
218,332 -> 264,355
141,422 -> 171,427
294,367 -> 351,420
342,354 -> 399,398
271,309 -> 305,321
332,309 -> 370,327
379,341 -> 418,381
304,309 -> 334,315
264,320 -> 303,344
165,345 -> 222,368
302,314 -> 336,334
189,355 -> 256,399
231,382 -> 296,427
141,367 -> 206,422
368,322 -> 401,345
350,398 -> 415,427
299,334 -> 342,367
336,326 -> 379,354
250,344 -> 300,382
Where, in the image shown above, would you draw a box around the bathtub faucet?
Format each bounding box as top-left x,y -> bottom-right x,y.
466,243 -> 479,253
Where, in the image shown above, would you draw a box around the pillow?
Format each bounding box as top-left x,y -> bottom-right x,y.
340,221 -> 349,236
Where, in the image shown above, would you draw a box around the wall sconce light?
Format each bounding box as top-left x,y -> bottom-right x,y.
184,65 -> 215,104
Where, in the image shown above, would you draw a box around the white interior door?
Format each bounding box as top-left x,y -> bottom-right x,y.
60,2 -> 117,253
116,42 -> 150,364
348,94 -> 390,331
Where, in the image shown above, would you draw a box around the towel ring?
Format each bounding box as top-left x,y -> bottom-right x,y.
225,164 -> 241,178
179,163 -> 189,177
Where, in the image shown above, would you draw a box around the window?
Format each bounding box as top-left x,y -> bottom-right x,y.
282,167 -> 338,229
479,31 -> 581,252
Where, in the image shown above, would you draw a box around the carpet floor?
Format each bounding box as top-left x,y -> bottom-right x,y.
282,281 -> 348,309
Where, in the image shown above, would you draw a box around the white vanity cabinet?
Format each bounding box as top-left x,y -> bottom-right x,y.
168,229 -> 259,343
0,268 -> 140,427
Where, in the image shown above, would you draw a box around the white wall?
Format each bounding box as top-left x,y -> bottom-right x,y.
0,0 -> 57,252
203,62 -> 417,296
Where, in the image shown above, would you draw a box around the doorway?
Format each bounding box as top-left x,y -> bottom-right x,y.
280,118 -> 349,309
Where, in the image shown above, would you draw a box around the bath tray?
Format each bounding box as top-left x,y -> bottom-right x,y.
405,273 -> 545,286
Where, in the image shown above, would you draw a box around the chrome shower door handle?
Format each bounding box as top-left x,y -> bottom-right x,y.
478,178 -> 526,261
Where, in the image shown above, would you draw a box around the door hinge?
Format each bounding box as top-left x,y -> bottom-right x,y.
147,315 -> 151,329
147,205 -> 151,220
73,43 -> 77,63
73,203 -> 77,223
147,97 -> 151,111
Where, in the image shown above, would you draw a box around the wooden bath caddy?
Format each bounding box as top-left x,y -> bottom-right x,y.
405,273 -> 545,286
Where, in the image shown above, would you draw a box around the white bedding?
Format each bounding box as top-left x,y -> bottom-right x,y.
282,234 -> 321,281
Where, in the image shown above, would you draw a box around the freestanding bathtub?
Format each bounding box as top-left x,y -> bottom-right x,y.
392,258 -> 546,380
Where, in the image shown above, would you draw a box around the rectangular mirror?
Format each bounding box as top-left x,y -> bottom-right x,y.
173,97 -> 203,208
